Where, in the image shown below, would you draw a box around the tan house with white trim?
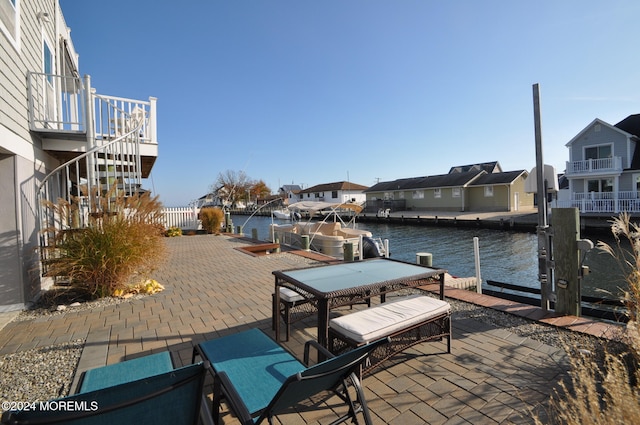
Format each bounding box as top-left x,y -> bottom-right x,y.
365,162 -> 533,213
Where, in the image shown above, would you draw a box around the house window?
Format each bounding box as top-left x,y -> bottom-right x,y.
484,186 -> 494,197
43,38 -> 53,83
452,188 -> 460,198
585,145 -> 612,160
398,191 -> 405,199
384,192 -> 394,200
412,190 -> 424,199
587,179 -> 613,193
331,191 -> 338,199
0,0 -> 18,45
433,189 -> 441,199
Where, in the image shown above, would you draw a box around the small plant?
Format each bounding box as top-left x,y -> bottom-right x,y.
166,226 -> 182,237
200,207 -> 224,234
113,279 -> 165,298
41,185 -> 167,298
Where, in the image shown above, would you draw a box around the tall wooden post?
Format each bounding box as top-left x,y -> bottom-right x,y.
552,208 -> 581,316
533,83 -> 553,311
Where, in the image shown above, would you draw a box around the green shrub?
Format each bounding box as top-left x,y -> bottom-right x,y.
42,187 -> 166,298
200,207 -> 224,234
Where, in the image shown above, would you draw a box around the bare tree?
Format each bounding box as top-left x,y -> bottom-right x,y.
211,170 -> 251,207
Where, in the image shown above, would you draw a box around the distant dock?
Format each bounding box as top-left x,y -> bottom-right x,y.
358,209 -> 617,235
228,207 -> 619,234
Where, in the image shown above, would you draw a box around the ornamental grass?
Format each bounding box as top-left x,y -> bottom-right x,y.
536,213 -> 640,424
41,185 -> 166,298
200,206 -> 224,234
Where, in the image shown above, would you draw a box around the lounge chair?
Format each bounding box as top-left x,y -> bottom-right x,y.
1,352 -> 210,425
192,328 -> 389,425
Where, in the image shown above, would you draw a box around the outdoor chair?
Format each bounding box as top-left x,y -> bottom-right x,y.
192,328 -> 390,425
1,353 -> 210,425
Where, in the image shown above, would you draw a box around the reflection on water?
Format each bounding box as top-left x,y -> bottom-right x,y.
235,215 -> 628,298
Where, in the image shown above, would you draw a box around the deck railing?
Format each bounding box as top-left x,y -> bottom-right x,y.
27,72 -> 157,144
94,93 -> 157,145
28,72 -> 86,132
557,191 -> 640,213
565,157 -> 622,175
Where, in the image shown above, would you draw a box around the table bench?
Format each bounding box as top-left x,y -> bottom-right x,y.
273,287 -> 373,341
328,294 -> 451,375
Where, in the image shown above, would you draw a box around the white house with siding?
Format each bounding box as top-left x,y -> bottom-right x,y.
563,114 -> 640,214
298,181 -> 368,204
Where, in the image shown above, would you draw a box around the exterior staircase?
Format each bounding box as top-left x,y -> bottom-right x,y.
28,72 -> 158,275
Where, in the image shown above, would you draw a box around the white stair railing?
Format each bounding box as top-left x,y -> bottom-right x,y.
37,94 -> 145,274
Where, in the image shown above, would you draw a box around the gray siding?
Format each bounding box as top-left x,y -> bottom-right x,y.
618,172 -> 638,192
0,155 -> 23,310
0,0 -> 60,310
1,0 -> 55,142
569,124 -> 629,166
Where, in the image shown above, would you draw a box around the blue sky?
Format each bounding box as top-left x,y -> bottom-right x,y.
60,1 -> 640,207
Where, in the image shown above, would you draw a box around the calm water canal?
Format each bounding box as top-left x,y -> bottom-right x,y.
232,214 -> 627,299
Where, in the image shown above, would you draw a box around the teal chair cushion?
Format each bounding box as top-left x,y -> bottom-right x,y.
197,328 -> 305,415
1,362 -> 206,425
78,351 -> 174,393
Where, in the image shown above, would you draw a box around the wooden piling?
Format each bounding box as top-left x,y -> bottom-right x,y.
552,208 -> 580,316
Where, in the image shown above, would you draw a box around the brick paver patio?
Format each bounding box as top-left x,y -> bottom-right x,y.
0,234 -> 616,424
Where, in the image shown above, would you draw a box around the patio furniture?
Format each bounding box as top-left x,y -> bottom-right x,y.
273,258 -> 446,351
329,294 -> 452,375
192,328 -> 389,425
76,351 -> 175,393
272,287 -> 372,342
271,286 -> 313,342
1,358 -> 209,425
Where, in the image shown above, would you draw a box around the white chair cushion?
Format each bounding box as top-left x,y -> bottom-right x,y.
329,295 -> 450,344
279,287 -> 306,303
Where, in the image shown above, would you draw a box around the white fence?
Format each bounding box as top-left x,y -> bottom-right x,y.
162,207 -> 200,230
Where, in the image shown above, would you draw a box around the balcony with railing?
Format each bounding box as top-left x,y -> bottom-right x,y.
565,156 -> 623,177
27,72 -> 157,175
556,191 -> 640,214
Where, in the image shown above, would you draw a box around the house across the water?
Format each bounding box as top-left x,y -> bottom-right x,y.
560,114 -> 640,215
364,162 -> 534,214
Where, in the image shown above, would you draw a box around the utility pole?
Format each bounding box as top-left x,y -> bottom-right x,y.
533,83 -> 553,312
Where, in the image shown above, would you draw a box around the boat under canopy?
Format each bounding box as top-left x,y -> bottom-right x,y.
270,201 -> 384,259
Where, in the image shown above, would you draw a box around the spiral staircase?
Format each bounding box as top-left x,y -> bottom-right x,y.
27,72 -> 158,274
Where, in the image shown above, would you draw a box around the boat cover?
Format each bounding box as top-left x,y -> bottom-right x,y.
287,201 -> 363,215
